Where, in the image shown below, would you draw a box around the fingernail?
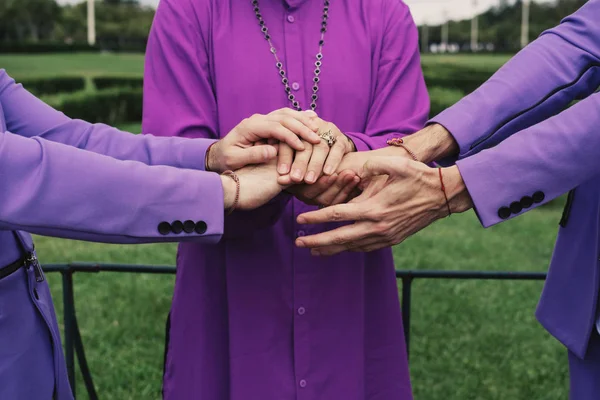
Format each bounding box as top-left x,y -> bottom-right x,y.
324,165 -> 334,175
292,169 -> 303,180
353,176 -> 360,183
278,164 -> 289,174
297,215 -> 306,224
306,171 -> 316,183
304,110 -> 318,117
296,239 -> 306,247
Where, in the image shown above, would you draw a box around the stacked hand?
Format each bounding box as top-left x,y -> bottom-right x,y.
210,110 -> 473,255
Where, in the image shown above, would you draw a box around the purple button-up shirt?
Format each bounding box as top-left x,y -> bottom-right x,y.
143,0 -> 429,398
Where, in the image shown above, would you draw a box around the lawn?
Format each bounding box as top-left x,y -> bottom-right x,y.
4,53 -> 570,399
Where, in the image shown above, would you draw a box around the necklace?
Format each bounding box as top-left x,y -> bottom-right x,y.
251,0 -> 330,111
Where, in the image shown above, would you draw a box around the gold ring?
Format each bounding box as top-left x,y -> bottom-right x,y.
319,130 -> 336,147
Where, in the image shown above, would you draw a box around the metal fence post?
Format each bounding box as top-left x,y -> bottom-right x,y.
401,275 -> 413,360
62,269 -> 76,397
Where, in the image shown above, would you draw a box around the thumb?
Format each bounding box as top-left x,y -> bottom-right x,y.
232,145 -> 277,169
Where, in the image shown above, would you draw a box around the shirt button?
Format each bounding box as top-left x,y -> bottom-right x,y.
299,379 -> 307,388
287,15 -> 295,23
297,230 -> 305,237
297,307 -> 306,315
292,82 -> 300,91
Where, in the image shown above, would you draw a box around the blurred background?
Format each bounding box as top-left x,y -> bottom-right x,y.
0,0 -> 587,399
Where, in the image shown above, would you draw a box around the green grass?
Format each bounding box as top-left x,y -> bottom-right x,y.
7,52 -> 569,399
421,54 -> 512,72
36,200 -> 568,400
0,53 -> 145,79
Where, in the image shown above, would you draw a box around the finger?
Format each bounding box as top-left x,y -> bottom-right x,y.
314,236 -> 386,256
246,119 -> 305,151
295,221 -> 370,249
355,175 -> 388,201
270,109 -> 321,143
231,145 -> 278,169
277,143 -> 295,175
290,142 -> 313,183
313,171 -> 355,206
296,202 -> 367,225
305,141 -> 330,184
331,175 -> 361,205
323,138 -> 348,176
293,174 -> 337,200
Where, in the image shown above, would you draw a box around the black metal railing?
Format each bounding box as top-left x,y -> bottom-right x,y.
42,263 -> 547,400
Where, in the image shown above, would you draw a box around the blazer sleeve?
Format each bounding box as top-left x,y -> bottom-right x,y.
455,91 -> 600,227
431,0 -> 600,162
0,130 -> 224,244
0,69 -> 212,171
142,0 -> 288,236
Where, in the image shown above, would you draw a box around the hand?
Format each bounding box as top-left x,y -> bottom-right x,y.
221,160 -> 286,211
287,170 -> 361,207
207,108 -> 321,173
294,157 -> 473,255
277,118 -> 356,185
288,145 -> 413,208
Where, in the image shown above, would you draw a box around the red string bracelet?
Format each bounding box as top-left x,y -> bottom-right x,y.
205,142 -> 217,171
438,168 -> 452,216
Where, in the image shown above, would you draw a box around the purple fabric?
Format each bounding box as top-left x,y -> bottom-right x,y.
431,0 -> 600,359
143,0 -> 429,398
0,69 -> 227,398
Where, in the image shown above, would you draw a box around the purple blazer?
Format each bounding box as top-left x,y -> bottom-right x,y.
432,0 -> 600,358
0,68 -> 225,256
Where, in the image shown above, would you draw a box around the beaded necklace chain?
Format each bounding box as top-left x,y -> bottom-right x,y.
251,0 -> 330,111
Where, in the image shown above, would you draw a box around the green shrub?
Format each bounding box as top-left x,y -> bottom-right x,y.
20,77 -> 86,96
428,86 -> 465,118
0,42 -> 99,54
423,64 -> 494,94
46,88 -> 143,125
93,76 -> 143,91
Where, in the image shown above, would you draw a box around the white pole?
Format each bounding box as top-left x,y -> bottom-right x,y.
87,0 -> 96,46
441,10 -> 449,51
520,0 -> 530,48
471,0 -> 478,51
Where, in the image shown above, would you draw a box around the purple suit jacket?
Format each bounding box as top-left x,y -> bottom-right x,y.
432,0 -> 600,358
0,69 -> 225,267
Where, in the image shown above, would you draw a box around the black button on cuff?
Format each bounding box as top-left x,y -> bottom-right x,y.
158,221 -> 171,235
498,207 -> 511,220
171,220 -> 184,234
532,191 -> 545,203
509,201 -> 523,214
195,221 -> 208,234
183,220 -> 195,233
520,196 -> 533,208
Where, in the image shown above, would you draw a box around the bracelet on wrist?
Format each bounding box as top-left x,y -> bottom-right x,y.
222,170 -> 240,215
386,137 -> 419,162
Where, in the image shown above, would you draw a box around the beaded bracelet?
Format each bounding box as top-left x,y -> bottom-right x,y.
386,138 -> 419,162
222,170 -> 240,215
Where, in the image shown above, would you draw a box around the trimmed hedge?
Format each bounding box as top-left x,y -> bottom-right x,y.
0,42 -> 99,54
423,65 -> 494,94
428,86 -> 465,118
46,88 -> 143,125
20,77 -> 86,96
93,76 -> 143,91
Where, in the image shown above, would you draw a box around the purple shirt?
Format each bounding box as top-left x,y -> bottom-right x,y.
143,0 -> 429,398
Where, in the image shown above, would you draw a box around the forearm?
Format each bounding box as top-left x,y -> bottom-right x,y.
0,131 -> 225,244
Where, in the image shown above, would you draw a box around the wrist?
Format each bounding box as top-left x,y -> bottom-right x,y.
402,124 -> 459,164
442,166 -> 473,214
206,141 -> 222,172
